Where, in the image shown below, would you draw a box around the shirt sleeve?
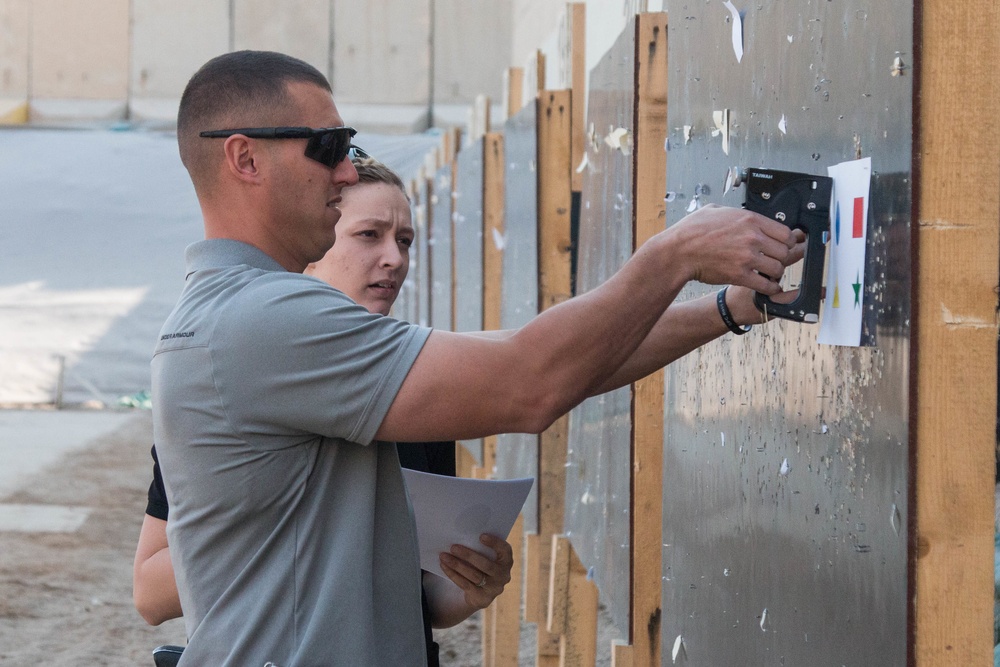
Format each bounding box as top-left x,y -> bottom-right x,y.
145,444 -> 169,520
213,275 -> 432,446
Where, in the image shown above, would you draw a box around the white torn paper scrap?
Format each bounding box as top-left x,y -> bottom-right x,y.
683,125 -> 693,144
818,157 -> 872,347
723,0 -> 744,63
778,114 -> 787,134
402,468 -> 533,582
604,127 -> 632,155
672,634 -> 687,663
491,227 -> 505,251
712,110 -> 731,155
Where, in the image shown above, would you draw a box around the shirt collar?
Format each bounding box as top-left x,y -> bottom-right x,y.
184,239 -> 287,279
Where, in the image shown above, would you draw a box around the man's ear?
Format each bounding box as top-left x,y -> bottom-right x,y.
222,135 -> 262,183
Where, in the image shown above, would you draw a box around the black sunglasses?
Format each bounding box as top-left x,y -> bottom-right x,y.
199,126 -> 368,168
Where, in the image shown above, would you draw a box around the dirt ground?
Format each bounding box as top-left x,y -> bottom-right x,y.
0,410 -> 488,666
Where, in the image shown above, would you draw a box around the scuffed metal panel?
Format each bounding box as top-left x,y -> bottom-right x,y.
495,102 -> 539,532
564,21 -> 636,636
454,142 -> 485,464
429,164 -> 453,331
453,144 -> 485,334
415,190 -> 431,328
661,1 -> 911,664
393,196 -> 419,327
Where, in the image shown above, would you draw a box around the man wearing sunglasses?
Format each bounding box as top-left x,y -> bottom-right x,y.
154,50 -> 799,666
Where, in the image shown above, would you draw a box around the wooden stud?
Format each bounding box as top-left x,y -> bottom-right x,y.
536,90 -> 574,314
611,641 -> 633,667
913,1 -> 999,665
532,88 -> 574,664
628,13 -> 668,667
524,50 -> 547,105
546,535 -> 571,634
481,132 -> 506,476
561,542 -> 598,667
564,3 -> 586,193
504,66 -> 525,119
491,513 -> 525,667
535,51 -> 547,92
546,535 -> 598,667
525,532 -> 542,624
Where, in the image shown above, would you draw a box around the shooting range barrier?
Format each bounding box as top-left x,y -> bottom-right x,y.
406,3 -> 997,665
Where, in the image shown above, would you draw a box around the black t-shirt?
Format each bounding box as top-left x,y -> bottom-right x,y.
145,442 -> 456,518
145,441 -> 457,667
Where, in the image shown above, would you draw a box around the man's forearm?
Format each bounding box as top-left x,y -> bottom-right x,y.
590,292 -> 727,395
590,282 -> 794,395
378,207 -> 794,443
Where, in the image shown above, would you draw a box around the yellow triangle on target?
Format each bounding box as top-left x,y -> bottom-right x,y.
833,284 -> 841,308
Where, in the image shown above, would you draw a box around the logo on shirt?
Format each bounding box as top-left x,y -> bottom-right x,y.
161,331 -> 195,341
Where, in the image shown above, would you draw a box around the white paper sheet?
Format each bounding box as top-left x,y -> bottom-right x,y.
402,468 -> 533,580
723,1 -> 744,63
818,157 -> 872,346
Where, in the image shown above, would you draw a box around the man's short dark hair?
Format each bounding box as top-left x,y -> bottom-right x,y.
177,50 -> 332,189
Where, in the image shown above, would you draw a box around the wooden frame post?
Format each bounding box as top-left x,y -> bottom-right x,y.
912,1 -> 999,664
530,88 -> 574,667
622,14 -> 669,667
481,132 -> 506,476
547,535 -> 598,666
504,66 -> 525,120
561,2 -> 586,193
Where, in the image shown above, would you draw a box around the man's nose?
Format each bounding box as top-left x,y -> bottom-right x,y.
332,157 -> 359,187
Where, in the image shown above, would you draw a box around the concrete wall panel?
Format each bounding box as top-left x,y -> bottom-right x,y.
0,1 -> 30,99
433,0 -> 509,104
332,0 -> 429,105
31,0 -> 129,99
234,0 -> 330,77
131,0 -> 230,100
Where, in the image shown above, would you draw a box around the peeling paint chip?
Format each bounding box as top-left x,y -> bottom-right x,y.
604,127 -> 632,155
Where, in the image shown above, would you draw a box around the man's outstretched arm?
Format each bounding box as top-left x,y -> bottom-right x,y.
589,230 -> 807,395
376,205 -> 795,443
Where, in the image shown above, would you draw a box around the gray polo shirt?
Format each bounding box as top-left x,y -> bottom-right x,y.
151,239 -> 432,666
